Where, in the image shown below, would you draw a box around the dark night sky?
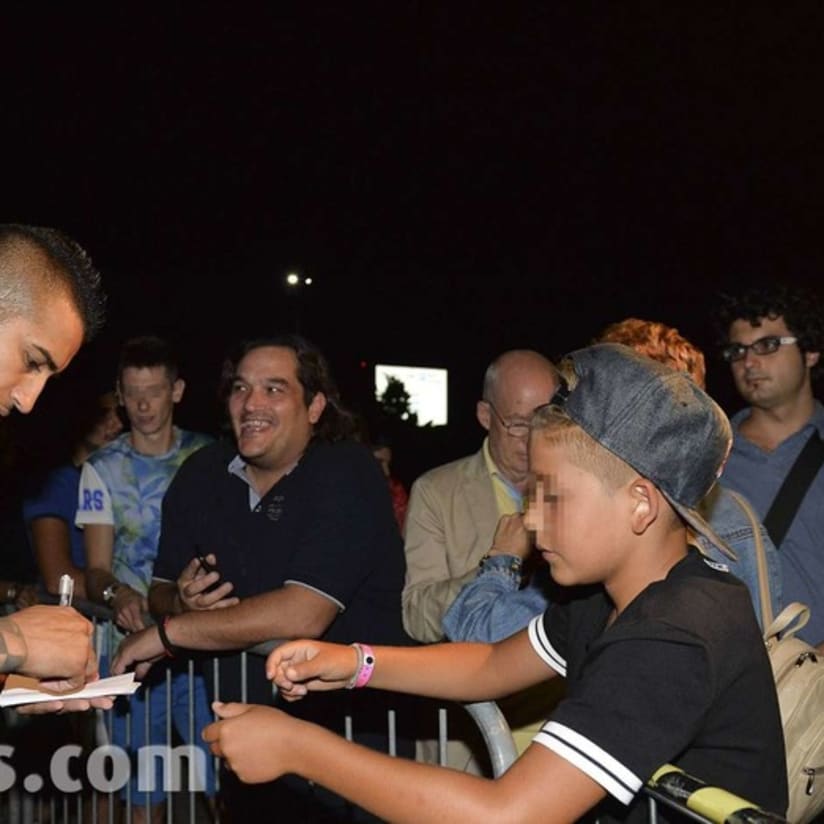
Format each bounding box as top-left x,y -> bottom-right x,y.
5,4 -> 824,474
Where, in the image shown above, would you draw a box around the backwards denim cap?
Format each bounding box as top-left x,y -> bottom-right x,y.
550,342 -> 735,558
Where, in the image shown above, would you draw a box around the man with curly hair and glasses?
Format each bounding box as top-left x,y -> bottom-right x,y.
715,283 -> 824,647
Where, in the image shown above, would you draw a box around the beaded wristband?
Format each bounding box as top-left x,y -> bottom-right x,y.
156,615 -> 179,658
345,642 -> 376,689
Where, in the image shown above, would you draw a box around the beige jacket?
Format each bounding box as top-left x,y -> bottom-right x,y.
402,448 -> 500,642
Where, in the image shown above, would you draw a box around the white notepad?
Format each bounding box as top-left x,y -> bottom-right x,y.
0,672 -> 139,707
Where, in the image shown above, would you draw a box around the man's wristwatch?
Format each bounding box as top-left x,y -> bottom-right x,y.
102,582 -> 123,605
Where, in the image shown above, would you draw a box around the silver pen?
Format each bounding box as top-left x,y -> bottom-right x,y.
58,574 -> 74,606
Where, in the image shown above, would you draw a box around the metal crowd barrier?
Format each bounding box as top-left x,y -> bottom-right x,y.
463,706 -> 788,823
0,600 -> 788,824
645,766 -> 788,824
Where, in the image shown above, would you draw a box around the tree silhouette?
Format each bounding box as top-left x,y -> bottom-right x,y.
379,376 -> 418,426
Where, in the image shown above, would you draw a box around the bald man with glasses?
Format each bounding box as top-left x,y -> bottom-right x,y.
402,350 -> 559,644
401,349 -> 559,774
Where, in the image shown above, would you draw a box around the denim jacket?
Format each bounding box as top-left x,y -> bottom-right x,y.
442,484 -> 783,643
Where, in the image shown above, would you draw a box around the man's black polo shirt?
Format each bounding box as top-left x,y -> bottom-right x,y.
154,436 -> 411,716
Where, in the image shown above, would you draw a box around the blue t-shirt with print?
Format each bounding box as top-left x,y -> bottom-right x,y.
75,427 -> 212,595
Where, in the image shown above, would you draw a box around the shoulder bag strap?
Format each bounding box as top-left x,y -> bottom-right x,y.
764,601 -> 810,642
763,431 -> 824,548
727,489 -> 774,630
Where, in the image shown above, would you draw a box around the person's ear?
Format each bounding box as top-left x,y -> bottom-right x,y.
476,400 -> 491,432
172,378 -> 186,403
308,392 -> 327,424
628,477 -> 659,535
805,350 -> 820,370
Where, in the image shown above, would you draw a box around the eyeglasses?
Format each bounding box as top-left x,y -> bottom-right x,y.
721,335 -> 798,364
485,400 -> 530,438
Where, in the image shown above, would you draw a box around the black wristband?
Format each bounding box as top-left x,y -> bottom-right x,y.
156,615 -> 180,658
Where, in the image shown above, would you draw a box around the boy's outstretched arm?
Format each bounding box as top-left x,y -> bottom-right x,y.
269,628 -> 555,703
203,702 -> 605,823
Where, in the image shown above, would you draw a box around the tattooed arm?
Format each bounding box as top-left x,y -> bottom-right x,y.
0,606 -> 96,689
0,615 -> 26,674
0,607 -> 115,715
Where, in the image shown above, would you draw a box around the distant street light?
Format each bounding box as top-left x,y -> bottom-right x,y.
283,271 -> 314,332
285,272 -> 312,288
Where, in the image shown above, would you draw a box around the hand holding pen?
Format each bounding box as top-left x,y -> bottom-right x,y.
175,553 -> 239,611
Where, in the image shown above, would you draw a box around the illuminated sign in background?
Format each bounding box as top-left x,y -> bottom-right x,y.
374,365 -> 448,427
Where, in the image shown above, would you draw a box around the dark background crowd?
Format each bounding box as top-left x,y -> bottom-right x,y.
4,6 -> 824,431
2,4 -> 824,568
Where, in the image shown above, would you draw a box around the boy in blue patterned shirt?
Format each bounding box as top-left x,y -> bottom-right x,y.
77,335 -> 215,823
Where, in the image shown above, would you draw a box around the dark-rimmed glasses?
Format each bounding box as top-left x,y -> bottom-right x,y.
721,335 -> 798,364
484,400 -> 530,438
